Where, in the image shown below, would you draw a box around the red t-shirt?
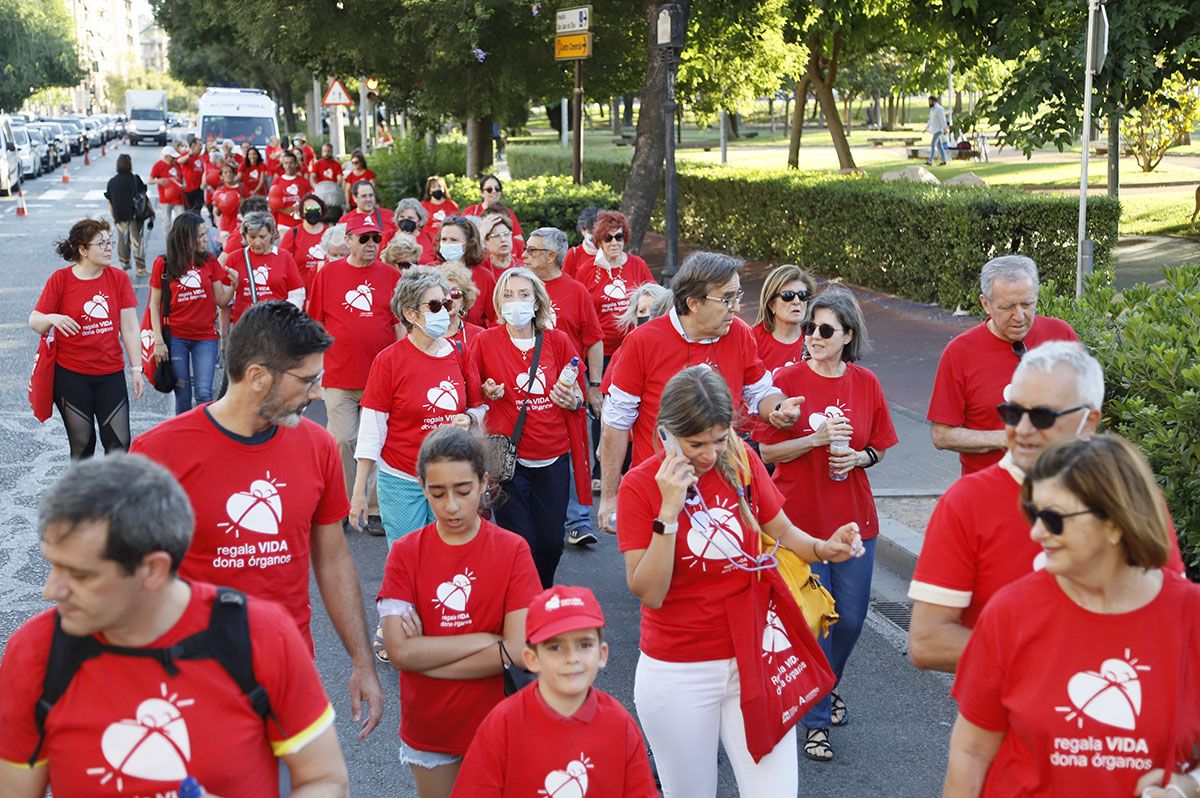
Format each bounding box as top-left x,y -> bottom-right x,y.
952,570 -> 1200,797
421,198 -> 461,235
268,175 -> 312,227
177,150 -> 204,192
609,314 -> 768,466
223,230 -> 244,256
343,168 -> 376,192
338,207 -> 397,247
561,244 -> 596,279
239,162 -> 266,195
447,321 -> 483,355
466,327 -> 580,460
377,519 -> 541,755
481,255 -> 525,280
311,157 -> 342,184
212,185 -> 243,235
462,264 -> 498,328
35,266 -> 137,375
0,582 -> 334,798
360,338 -> 469,474
544,274 -> 603,362
757,362 -> 897,541
462,205 -> 526,257
150,255 -> 228,341
452,686 -> 658,798
306,258 -> 400,390
131,411 -> 348,647
617,441 -> 785,662
281,225 -> 329,295
927,316 -> 1078,474
570,255 -> 655,355
416,226 -> 439,264
750,323 -> 805,374
226,247 -> 305,324
909,461 -> 1186,628
264,145 -> 282,176
149,158 -> 183,205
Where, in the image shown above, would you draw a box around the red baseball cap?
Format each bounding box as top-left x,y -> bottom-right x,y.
346,214 -> 381,237
525,585 -> 606,645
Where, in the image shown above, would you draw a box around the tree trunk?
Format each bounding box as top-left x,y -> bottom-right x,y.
277,82 -> 297,133
807,33 -> 855,170
1107,113 -> 1120,199
479,114 -> 494,172
623,96 -> 634,127
954,89 -> 963,116
621,0 -> 691,252
783,94 -> 791,136
465,117 -> 481,177
727,111 -> 739,139
611,97 -> 621,134
885,92 -> 897,131
787,76 -> 810,168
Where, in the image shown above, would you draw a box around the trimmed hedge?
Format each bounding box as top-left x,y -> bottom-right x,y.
1040,267 -> 1200,574
443,174 -> 619,244
372,137 -> 467,207
507,144 -> 1121,309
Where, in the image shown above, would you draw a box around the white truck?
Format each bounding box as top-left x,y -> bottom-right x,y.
197,88 -> 279,148
125,89 -> 169,146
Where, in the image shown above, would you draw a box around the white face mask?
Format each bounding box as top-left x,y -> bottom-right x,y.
420,308 -> 451,339
501,300 -> 536,329
439,242 -> 465,262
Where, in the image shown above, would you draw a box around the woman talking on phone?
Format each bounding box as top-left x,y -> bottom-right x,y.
617,366 -> 864,797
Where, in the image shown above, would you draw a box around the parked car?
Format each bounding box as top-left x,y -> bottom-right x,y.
0,116 -> 23,196
75,116 -> 102,147
26,126 -> 55,172
49,119 -> 86,154
12,126 -> 38,178
29,122 -> 67,165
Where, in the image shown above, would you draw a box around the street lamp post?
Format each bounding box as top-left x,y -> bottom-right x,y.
1077,0 -> 1108,298
657,3 -> 684,284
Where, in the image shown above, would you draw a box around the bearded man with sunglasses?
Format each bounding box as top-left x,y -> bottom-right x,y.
927,256 -> 1077,476
908,341 -> 1184,673
307,214 -> 403,538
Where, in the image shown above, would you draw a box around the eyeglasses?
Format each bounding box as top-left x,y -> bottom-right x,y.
996,402 -> 1088,429
482,186 -> 501,194
801,321 -> 843,339
91,238 -> 113,250
418,299 -> 455,313
282,368 -> 324,392
486,231 -> 512,240
524,246 -> 553,254
774,289 -> 812,303
1011,340 -> 1027,358
356,233 -> 383,244
602,232 -> 625,243
1021,502 -> 1100,535
447,288 -> 463,303
703,292 -> 744,311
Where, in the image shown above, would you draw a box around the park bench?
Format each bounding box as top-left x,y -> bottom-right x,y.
869,138 -> 887,147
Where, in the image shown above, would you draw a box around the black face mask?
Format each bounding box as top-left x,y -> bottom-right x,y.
398,218 -> 418,234
636,315 -> 651,326
430,189 -> 445,200
303,208 -> 323,225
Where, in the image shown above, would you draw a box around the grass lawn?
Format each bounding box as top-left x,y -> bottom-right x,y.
1119,189 -> 1199,236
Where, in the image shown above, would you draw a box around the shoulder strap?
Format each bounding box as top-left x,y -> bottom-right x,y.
509,331 -> 544,448
202,587 -> 272,720
244,248 -> 258,303
30,619 -> 104,765
160,268 -> 171,329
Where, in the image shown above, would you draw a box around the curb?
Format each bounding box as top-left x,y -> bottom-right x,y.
875,512 -> 923,582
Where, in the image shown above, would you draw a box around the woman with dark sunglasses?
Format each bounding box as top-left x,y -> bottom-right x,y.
479,212 -> 523,277
751,265 -> 818,374
462,174 -> 526,257
756,287 -> 897,763
945,434 -> 1200,798
571,210 -> 654,361
439,261 -> 485,352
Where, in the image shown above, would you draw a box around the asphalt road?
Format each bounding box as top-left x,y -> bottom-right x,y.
0,144 -> 958,797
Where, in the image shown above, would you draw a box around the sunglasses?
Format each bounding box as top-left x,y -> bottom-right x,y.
486,230 -> 512,240
775,289 -> 812,303
602,232 -> 625,243
482,186 -> 502,194
1021,502 -> 1100,535
1011,340 -> 1027,358
996,402 -> 1087,429
447,288 -> 463,302
802,321 -> 843,339
418,299 -> 454,313
357,233 -> 383,244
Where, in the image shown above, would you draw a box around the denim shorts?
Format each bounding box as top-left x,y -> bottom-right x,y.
399,740 -> 462,769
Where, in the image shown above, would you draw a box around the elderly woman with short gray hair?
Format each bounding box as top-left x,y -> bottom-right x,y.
228,210 -> 306,325
352,266 -> 472,548
394,197 -> 435,263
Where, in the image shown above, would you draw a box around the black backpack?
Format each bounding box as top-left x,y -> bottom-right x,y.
29,587 -> 273,766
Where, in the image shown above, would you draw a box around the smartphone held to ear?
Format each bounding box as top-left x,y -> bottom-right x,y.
657,425 -> 684,458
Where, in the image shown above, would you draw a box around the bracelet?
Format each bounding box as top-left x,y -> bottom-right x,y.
864,446 -> 879,467
589,380 -> 601,387
1165,784 -> 1188,798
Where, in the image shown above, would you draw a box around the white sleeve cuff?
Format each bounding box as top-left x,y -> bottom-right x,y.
743,372 -> 777,415
467,405 -> 488,427
287,287 -> 306,309
354,408 -> 388,462
907,580 -> 972,608
377,599 -> 416,619
601,385 -> 640,431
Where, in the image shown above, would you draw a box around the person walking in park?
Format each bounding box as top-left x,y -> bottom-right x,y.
926,95 -> 950,166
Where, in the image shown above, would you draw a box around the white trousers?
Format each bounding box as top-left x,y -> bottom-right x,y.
634,652 -> 798,798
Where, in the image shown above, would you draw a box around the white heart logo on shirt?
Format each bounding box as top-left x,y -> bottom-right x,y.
808,404 -> 847,432
433,209 -> 447,222
343,283 -> 373,312
761,605 -> 792,660
97,691 -> 193,786
139,329 -> 155,357
434,570 -> 474,613
685,507 -> 744,562
221,476 -> 285,537
83,293 -> 110,320
252,265 -> 270,287
426,380 -> 460,411
286,185 -> 299,196
515,368 -> 547,396
542,754 -> 592,798
1058,652 -> 1148,731
178,269 -> 203,289
307,244 -> 327,262
602,278 -> 627,300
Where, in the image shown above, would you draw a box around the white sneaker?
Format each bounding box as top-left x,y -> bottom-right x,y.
566,529 -> 598,547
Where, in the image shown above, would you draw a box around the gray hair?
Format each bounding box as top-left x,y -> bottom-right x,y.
395,197 -> 428,228
392,266 -> 451,330
494,267 -> 554,332
529,227 -> 568,264
1013,341 -> 1105,409
381,233 -> 423,267
806,287 -> 870,362
619,282 -> 673,332
577,206 -> 601,234
240,210 -> 277,239
671,251 -> 742,316
980,255 -> 1039,298
39,454 -> 194,575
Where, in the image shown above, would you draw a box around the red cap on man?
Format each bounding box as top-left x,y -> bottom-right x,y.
525,585 -> 606,645
346,213 -> 381,237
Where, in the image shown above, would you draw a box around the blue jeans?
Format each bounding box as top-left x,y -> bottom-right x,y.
803,537 -> 877,729
929,131 -> 948,164
565,416 -> 593,533
169,337 -> 218,415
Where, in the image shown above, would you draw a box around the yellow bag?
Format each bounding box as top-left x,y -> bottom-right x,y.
762,533 -> 839,639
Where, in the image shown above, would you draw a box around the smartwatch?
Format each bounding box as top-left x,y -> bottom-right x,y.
652,518 -> 678,535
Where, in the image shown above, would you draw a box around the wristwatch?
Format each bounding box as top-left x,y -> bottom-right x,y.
652,518 -> 678,535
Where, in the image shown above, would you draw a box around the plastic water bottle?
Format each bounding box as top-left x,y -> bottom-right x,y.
178,776 -> 203,798
829,437 -> 851,482
556,356 -> 580,390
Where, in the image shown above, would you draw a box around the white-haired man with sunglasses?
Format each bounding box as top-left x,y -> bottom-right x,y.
908,341 -> 1185,673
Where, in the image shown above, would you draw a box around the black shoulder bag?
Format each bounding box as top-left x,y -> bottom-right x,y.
151,270 -> 178,393
485,332 -> 543,483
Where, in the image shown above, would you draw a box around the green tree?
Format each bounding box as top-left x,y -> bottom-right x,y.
0,0 -> 84,111
1121,77 -> 1200,173
107,66 -> 203,113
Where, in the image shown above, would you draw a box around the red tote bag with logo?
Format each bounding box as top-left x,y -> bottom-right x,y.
29,330 -> 56,422
726,566 -> 836,762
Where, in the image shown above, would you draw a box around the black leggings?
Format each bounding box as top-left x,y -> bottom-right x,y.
53,366 -> 130,459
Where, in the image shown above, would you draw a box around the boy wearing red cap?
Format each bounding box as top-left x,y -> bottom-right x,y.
452,585 -> 658,797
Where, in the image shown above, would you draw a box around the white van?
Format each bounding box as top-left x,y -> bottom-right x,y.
0,116 -> 22,197
197,88 -> 279,148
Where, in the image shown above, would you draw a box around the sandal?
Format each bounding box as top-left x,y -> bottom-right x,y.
372,624 -> 389,665
831,691 -> 848,727
804,727 -> 833,762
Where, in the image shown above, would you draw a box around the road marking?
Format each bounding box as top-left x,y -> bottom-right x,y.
38,189 -> 68,200
84,190 -> 106,201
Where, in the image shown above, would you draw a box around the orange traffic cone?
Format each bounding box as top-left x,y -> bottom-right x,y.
15,187 -> 27,217
84,148 -> 91,166
61,165 -> 70,184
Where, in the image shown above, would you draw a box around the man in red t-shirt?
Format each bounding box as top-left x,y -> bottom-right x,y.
311,142 -> 344,212
293,132 -> 317,174
148,145 -> 185,232
597,252 -> 804,534
130,301 -> 384,738
909,341 -> 1186,673
927,255 -> 1078,475
0,454 -> 348,796
268,151 -> 313,229
175,138 -> 206,213
339,181 -> 397,247
307,214 -> 401,538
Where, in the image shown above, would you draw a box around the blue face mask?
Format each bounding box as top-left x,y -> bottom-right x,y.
439,242 -> 465,262
421,308 -> 451,339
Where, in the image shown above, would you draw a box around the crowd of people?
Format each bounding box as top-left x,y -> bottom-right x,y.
7,151 -> 1199,798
